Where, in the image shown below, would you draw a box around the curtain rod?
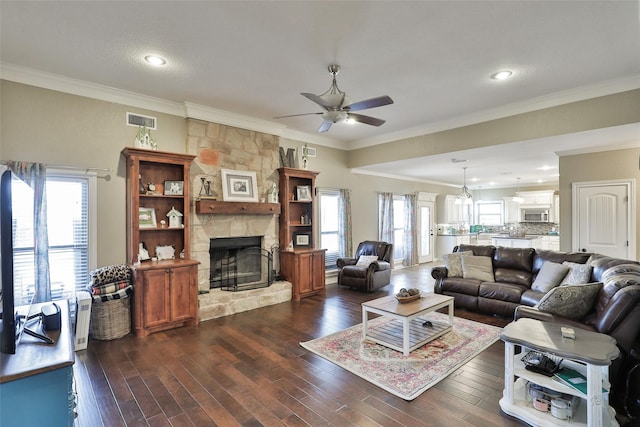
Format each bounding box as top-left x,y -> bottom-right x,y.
1,161 -> 112,180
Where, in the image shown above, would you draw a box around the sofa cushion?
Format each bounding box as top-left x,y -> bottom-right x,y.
461,255 -> 495,282
560,261 -> 593,286
457,244 -> 496,258
479,282 -> 526,303
535,282 -> 603,320
356,255 -> 379,267
533,250 -> 591,275
493,247 -> 534,287
443,250 -> 473,278
532,261 -> 570,293
440,277 -> 481,296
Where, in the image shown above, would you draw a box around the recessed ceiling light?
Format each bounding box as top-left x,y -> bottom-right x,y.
491,70 -> 513,80
144,55 -> 166,66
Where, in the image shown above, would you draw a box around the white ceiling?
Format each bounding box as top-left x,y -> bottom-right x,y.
1,1 -> 639,188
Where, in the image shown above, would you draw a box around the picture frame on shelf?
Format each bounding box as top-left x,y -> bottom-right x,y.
221,169 -> 259,202
294,233 -> 310,247
139,207 -> 157,229
164,180 -> 184,196
296,185 -> 312,201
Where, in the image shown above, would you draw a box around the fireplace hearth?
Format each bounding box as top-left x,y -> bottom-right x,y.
209,236 -> 274,291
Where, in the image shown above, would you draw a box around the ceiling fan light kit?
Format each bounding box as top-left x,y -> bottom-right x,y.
276,64 -> 394,133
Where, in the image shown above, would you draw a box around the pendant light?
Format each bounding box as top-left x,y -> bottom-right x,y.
513,177 -> 524,203
455,167 -> 473,205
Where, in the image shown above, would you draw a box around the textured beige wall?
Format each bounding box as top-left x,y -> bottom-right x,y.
560,147 -> 640,259
1,80 -> 187,266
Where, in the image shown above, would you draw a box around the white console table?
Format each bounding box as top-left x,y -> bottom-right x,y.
499,318 -> 619,427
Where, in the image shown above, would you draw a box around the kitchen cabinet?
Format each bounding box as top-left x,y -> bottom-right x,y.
504,197 -> 521,223
519,190 -> 554,206
438,195 -> 470,224
492,237 -> 536,248
131,259 -> 199,337
437,234 -> 471,259
280,249 -> 326,301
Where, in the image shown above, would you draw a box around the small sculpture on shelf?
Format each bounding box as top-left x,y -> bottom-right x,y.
198,175 -> 218,200
267,182 -> 279,203
138,242 -> 150,264
166,206 -> 183,228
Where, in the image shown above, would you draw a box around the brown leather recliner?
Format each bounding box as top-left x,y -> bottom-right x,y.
337,241 -> 393,292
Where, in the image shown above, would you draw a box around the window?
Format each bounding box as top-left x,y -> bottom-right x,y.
392,196 -> 405,260
11,171 -> 96,305
378,194 -> 406,262
318,189 -> 340,270
475,200 -> 504,226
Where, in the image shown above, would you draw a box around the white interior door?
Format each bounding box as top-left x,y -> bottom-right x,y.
572,180 -> 635,259
417,201 -> 435,263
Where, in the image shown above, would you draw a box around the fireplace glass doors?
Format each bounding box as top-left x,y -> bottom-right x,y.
209,236 -> 274,291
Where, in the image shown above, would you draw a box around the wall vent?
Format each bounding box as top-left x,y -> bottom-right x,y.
302,146 -> 317,158
126,112 -> 157,130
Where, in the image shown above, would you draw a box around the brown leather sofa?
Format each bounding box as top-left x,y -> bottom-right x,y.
432,244 -> 640,416
337,241 -> 393,292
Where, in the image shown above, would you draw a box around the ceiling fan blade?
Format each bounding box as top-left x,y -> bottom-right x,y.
318,120 -> 333,133
344,95 -> 393,112
274,112 -> 322,119
301,92 -> 333,109
348,113 -> 386,127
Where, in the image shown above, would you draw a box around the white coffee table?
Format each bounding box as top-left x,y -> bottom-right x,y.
362,293 -> 454,356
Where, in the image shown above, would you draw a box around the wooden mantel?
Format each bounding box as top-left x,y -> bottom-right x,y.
195,199 -> 280,215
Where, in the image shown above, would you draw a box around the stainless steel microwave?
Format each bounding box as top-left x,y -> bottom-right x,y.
521,208 -> 549,222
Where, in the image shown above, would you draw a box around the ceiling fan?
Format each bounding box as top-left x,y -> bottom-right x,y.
275,64 -> 394,133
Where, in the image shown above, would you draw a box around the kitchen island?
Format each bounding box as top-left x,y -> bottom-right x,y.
491,235 -> 541,248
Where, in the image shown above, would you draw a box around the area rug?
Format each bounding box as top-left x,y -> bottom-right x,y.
300,312 -> 502,400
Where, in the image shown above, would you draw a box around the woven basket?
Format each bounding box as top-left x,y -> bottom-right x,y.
89,297 -> 131,340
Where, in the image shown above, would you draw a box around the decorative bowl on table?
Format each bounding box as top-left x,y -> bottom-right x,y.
395,288 -> 421,303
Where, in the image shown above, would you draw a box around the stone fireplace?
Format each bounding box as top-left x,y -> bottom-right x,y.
187,119 -> 292,321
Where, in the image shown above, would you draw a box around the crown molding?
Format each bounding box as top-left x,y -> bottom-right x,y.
1,63 -> 344,148
1,63 -> 185,116
346,74 -> 640,150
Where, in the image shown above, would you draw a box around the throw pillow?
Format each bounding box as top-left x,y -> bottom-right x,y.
461,255 -> 495,282
535,282 -> 602,319
561,261 -> 593,285
356,255 -> 379,267
443,250 -> 473,278
532,261 -> 570,293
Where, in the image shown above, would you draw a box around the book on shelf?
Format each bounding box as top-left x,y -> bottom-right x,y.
552,367 -> 607,395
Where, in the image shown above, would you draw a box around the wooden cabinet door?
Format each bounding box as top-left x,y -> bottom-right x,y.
141,268 -> 171,328
297,252 -> 313,295
311,251 -> 325,292
169,265 -> 196,322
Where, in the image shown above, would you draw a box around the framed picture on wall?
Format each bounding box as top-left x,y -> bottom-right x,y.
221,169 -> 259,202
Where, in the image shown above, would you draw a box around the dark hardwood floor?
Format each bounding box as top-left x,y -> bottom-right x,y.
74,263 -> 523,427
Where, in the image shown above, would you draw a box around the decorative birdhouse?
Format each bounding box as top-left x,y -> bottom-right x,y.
166,207 -> 183,228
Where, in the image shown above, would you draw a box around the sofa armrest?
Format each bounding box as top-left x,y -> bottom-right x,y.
337,257 -> 357,269
431,266 -> 448,280
514,305 -> 556,323
370,260 -> 391,272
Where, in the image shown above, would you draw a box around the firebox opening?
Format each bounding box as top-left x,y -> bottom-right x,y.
209,236 -> 273,291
